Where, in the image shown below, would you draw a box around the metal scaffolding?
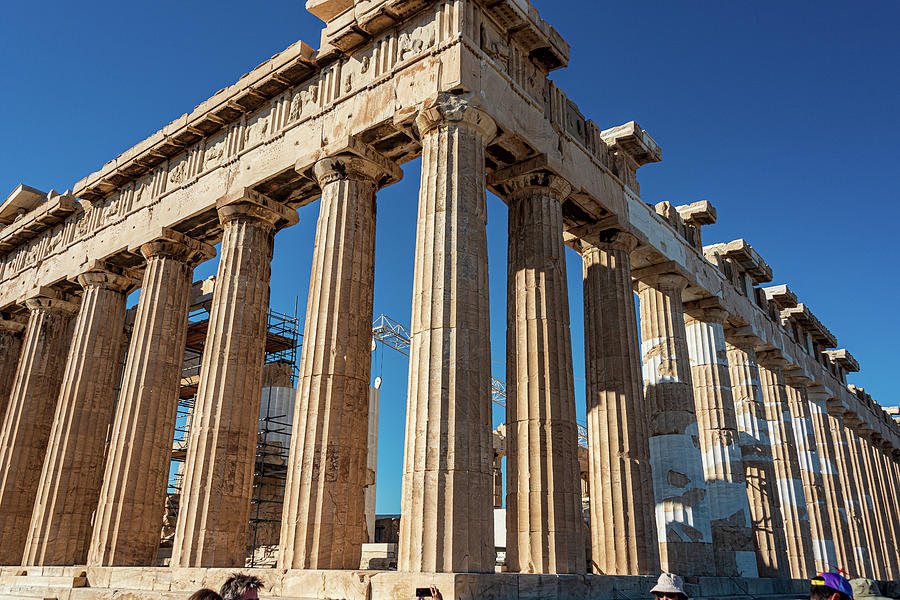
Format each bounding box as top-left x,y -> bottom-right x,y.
166,303 -> 301,566
371,313 -> 589,447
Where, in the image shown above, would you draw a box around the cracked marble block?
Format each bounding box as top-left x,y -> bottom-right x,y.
636,272 -> 713,576
683,306 -> 757,577
725,337 -> 789,578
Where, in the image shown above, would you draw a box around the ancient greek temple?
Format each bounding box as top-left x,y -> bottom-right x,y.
0,0 -> 897,598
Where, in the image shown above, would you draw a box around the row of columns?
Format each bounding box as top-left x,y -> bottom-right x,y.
0,94 -> 898,579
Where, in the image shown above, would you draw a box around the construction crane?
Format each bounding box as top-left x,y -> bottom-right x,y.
371,314 -> 588,447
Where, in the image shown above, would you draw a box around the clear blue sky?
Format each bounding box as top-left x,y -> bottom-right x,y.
2,1 -> 898,515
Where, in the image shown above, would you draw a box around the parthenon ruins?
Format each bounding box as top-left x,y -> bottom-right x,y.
0,0 -> 897,598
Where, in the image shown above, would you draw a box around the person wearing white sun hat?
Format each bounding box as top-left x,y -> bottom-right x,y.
650,573 -> 689,600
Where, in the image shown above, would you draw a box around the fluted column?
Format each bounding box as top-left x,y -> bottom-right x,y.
831,412 -> 872,577
876,442 -> 900,575
808,390 -> 856,574
0,290 -> 77,564
0,317 -> 26,418
725,336 -> 788,577
875,441 -> 900,576
784,378 -> 836,573
171,190 -> 297,567
398,94 -> 497,573
757,354 -> 814,578
864,436 -> 899,578
683,305 -> 756,577
88,230 -> 214,566
500,171 -> 584,574
24,263 -> 138,566
855,432 -> 893,579
280,152 -> 398,570
635,270 -> 714,576
845,425 -> 881,578
581,232 -> 658,575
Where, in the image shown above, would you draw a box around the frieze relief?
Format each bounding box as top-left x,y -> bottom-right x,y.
398,21 -> 436,63
479,21 -> 509,72
0,4 -> 451,290
244,104 -> 274,149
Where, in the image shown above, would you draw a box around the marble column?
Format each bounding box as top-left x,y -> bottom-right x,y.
845,426 -> 882,578
864,436 -> 899,578
171,190 -> 297,567
279,152 -> 397,570
880,448 -> 900,580
0,290 -> 77,564
24,263 -> 138,566
0,317 -> 25,418
502,171 -> 584,574
398,94 -> 497,573
784,379 -> 836,573
636,270 -> 714,576
582,232 -> 658,575
875,441 -> 900,577
807,390 -> 856,575
88,230 -> 214,566
757,353 -> 814,578
830,412 -> 872,577
725,336 -> 789,578
683,305 -> 756,577
855,433 -> 893,579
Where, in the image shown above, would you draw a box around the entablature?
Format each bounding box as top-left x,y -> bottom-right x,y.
825,348 -> 859,373
0,189 -> 78,254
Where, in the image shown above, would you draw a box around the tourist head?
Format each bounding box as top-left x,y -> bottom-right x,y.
220,573 -> 264,600
651,573 -> 688,600
810,573 -> 854,600
188,589 -> 223,600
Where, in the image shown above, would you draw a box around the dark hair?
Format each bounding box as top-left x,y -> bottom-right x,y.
220,573 -> 264,600
188,589 -> 223,600
810,586 -> 851,600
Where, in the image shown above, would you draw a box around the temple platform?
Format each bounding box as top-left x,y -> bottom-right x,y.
0,566 -> 813,600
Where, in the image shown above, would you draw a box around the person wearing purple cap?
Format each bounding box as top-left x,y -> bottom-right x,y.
810,572 -> 854,600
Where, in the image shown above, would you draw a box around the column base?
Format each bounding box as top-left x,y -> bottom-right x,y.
0,566 -> 815,600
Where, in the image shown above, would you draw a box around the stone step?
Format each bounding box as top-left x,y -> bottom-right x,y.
0,574 -> 87,588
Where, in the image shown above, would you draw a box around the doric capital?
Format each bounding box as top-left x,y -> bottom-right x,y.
75,260 -> 141,294
216,188 -> 300,229
216,188 -> 300,231
585,229 -> 639,253
415,93 -> 497,142
139,228 -> 216,267
724,328 -> 763,352
756,349 -> 789,370
633,269 -> 688,294
806,386 -> 833,405
313,154 -> 401,189
842,411 -> 862,427
784,372 -> 811,388
493,171 -> 572,201
23,287 -> 79,316
683,297 -> 730,325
